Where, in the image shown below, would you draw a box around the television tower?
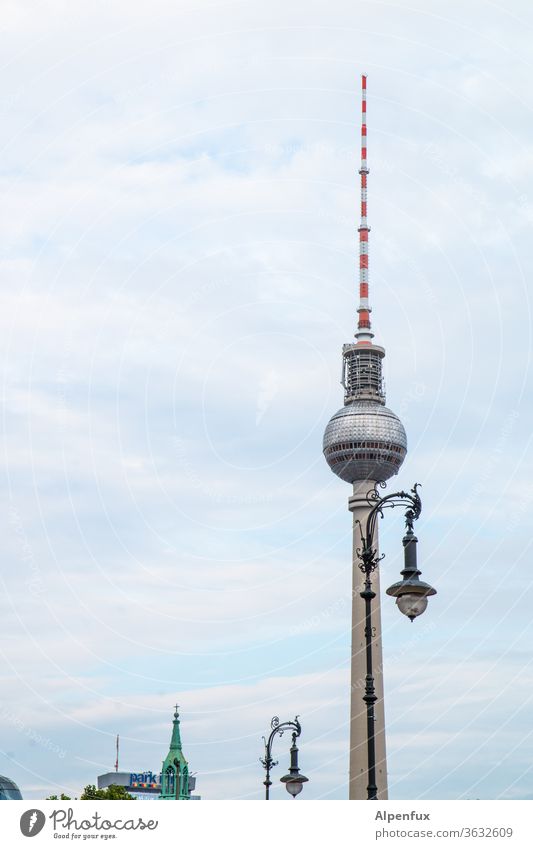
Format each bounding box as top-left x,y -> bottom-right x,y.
323,75 -> 407,800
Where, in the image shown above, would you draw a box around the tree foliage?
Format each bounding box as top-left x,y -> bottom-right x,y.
47,784 -> 134,801
80,783 -> 134,800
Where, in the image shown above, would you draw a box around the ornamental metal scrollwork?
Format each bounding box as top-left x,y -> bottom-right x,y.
357,484 -> 423,577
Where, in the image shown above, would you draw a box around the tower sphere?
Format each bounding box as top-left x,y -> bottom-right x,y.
323,400 -> 407,484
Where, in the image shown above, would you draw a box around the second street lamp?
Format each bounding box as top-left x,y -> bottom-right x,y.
357,483 -> 436,800
260,716 -> 309,800
280,733 -> 308,798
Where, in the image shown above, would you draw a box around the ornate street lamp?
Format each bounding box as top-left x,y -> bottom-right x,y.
356,483 -> 436,800
260,716 -> 309,800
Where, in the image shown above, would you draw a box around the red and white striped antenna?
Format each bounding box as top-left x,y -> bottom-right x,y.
355,74 -> 374,345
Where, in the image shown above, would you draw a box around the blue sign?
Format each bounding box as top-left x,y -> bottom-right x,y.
129,772 -> 161,788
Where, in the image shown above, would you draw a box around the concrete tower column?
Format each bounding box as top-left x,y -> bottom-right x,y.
348,481 -> 388,800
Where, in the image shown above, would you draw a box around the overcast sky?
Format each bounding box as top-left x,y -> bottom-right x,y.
1,0 -> 532,800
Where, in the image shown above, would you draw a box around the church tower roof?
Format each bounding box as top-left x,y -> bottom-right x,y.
159,705 -> 190,800
167,705 -> 184,753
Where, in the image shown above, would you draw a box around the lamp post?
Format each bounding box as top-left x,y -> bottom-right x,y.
260,716 -> 309,799
357,483 -> 436,801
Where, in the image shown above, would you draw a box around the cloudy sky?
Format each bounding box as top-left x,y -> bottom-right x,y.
0,0 -> 532,800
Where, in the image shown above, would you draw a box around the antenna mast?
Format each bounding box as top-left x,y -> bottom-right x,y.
356,74 -> 373,344
115,734 -> 119,773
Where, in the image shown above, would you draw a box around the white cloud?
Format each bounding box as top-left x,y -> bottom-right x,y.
0,0 -> 531,802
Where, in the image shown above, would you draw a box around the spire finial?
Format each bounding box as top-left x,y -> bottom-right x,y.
355,73 -> 374,345
174,704 -> 180,718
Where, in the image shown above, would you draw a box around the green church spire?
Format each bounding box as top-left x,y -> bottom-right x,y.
168,704 -> 183,751
159,706 -> 190,800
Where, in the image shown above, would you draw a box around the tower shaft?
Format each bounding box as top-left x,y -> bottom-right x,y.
348,482 -> 388,800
